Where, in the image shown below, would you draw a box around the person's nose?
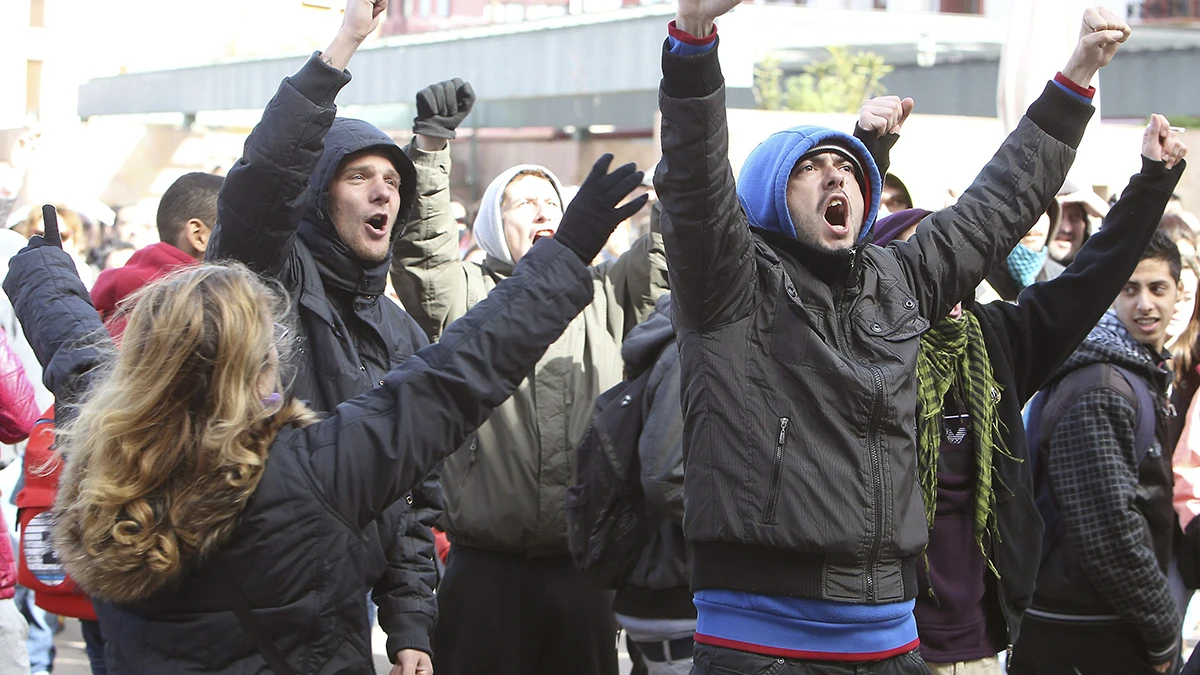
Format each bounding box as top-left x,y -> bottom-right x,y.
370,177 -> 392,204
532,201 -> 549,224
825,165 -> 845,189
1136,290 -> 1156,314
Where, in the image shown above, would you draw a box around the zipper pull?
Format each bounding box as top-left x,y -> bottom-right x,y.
778,417 -> 790,445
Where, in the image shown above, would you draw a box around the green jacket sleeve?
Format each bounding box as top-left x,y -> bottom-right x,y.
391,141 -> 473,342
596,206 -> 669,339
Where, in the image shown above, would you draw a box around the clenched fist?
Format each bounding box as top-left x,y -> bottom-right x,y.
1143,114 -> 1187,171
1061,7 -> 1130,88
857,96 -> 914,139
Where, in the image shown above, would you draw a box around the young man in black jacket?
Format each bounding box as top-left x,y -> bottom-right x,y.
871,115 -> 1186,674
206,1 -> 453,672
656,1 -> 1128,672
1012,230 -> 1188,673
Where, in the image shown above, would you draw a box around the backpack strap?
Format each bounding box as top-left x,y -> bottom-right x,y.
1108,364 -> 1159,466
1033,363 -> 1156,469
1029,362 -> 1160,564
224,584 -> 296,675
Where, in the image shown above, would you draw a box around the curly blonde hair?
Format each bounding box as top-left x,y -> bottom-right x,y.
54,263 -> 316,602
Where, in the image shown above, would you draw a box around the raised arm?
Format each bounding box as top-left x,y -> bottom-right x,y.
892,7 -> 1127,321
596,203 -> 669,338
2,213 -> 111,413
206,0 -> 385,276
392,79 -> 477,342
655,0 -> 758,332
853,95 -> 912,180
978,118 -> 1186,403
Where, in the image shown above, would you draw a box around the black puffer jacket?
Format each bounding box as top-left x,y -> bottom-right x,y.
655,38 -> 1092,603
207,53 -> 439,657
612,294 -> 694,620
5,238 -> 594,674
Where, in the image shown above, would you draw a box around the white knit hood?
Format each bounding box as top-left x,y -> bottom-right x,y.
473,164 -> 566,266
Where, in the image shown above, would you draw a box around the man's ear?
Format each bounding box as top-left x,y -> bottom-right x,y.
186,218 -> 211,256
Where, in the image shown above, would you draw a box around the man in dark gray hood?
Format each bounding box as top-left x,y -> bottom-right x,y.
207,1 -> 438,672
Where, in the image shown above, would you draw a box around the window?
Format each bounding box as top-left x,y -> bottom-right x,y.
437,0 -> 450,17
26,60 -> 42,116
418,0 -> 431,17
29,0 -> 44,27
938,0 -> 983,13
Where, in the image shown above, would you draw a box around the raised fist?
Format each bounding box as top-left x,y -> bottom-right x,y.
340,0 -> 388,44
1062,7 -> 1130,85
413,79 -> 476,140
1143,114 -> 1187,171
857,96 -> 914,139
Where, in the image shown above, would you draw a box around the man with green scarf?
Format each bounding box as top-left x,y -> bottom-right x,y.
870,113 -> 1186,675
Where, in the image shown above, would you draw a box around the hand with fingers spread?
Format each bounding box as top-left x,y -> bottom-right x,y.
413,78 -> 476,142
675,0 -> 742,38
857,96 -> 915,139
553,154 -> 650,264
1061,6 -> 1131,87
1143,114 -> 1188,171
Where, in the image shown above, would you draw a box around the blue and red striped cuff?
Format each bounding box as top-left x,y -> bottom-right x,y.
668,20 -> 717,56
1052,72 -> 1096,104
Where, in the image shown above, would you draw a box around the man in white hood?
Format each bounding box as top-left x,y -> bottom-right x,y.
392,81 -> 667,675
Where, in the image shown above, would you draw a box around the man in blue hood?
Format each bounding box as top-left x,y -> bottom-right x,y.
654,1 -> 1130,673
206,2 -> 446,673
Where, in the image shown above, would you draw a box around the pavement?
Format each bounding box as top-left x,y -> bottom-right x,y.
48,619 -> 636,674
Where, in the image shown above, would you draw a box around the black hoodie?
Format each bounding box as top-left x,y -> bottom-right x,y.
207,53 -> 439,659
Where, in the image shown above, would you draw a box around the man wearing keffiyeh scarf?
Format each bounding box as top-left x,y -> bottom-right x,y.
872,115 -> 1186,673
914,309 -> 1009,574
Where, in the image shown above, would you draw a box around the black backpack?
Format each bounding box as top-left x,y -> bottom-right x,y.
565,340 -> 672,588
1026,362 -> 1158,561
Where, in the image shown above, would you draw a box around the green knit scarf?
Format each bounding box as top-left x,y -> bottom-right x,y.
914,309 -> 1010,578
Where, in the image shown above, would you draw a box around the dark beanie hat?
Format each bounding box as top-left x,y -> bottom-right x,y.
873,208 -> 933,246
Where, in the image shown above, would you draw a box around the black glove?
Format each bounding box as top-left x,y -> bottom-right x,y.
21,204 -> 63,252
413,79 -> 476,140
553,154 -> 649,264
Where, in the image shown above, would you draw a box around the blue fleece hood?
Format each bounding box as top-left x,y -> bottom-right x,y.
736,126 -> 881,241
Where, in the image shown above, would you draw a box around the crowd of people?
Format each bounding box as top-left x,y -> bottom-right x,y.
0,0 -> 1198,674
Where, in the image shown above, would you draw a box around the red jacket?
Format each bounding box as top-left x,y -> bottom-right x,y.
91,242 -> 197,335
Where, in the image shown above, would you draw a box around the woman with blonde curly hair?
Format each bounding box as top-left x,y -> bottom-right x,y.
2,147 -> 643,674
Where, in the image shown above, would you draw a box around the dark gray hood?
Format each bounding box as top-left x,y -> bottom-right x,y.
622,293 -> 675,376
297,117 -> 417,295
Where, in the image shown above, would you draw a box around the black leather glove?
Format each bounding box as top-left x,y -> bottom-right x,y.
412,79 -> 476,140
553,154 -> 649,264
21,205 -> 63,252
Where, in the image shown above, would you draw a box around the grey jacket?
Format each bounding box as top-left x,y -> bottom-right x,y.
656,39 -> 1092,603
392,144 -> 668,556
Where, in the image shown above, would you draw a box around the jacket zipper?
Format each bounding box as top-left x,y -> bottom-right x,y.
761,417 -> 790,524
987,529 -> 1015,662
866,365 -> 885,600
